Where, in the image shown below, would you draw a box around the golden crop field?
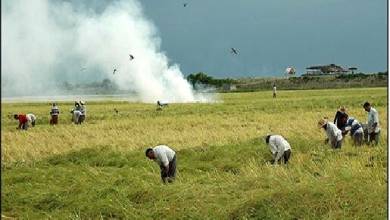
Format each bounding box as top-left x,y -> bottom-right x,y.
1,87 -> 387,219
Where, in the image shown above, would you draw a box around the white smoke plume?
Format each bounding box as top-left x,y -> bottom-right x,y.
1,0 -> 211,103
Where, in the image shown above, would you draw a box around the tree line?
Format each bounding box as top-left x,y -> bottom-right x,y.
186,72 -> 235,89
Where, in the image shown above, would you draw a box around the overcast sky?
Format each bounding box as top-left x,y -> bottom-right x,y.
137,0 -> 387,77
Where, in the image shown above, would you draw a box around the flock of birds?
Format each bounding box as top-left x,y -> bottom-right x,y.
112,54 -> 135,75
81,50 -> 239,76
76,3 -> 240,75
78,2 -> 297,78
78,1 -> 296,100
78,3 -> 242,76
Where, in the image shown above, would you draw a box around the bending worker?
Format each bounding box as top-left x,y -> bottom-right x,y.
265,134 -> 292,164
318,117 -> 343,149
14,114 -> 28,130
339,114 -> 363,146
145,145 -> 177,184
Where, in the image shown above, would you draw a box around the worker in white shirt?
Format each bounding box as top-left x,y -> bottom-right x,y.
145,145 -> 177,183
79,101 -> 86,123
272,84 -> 277,98
339,114 -> 364,146
26,113 -> 36,127
265,134 -> 291,164
71,101 -> 82,124
318,118 -> 343,149
363,102 -> 380,145
157,100 -> 169,111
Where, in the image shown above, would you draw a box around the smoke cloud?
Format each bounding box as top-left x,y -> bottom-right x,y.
1,0 -> 210,103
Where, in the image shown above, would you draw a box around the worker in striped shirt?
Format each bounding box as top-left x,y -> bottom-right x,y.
50,103 -> 60,125
339,114 -> 364,146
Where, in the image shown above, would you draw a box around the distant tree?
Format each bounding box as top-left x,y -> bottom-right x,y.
187,72 -> 236,89
187,72 -> 213,88
101,78 -> 112,89
99,78 -> 119,91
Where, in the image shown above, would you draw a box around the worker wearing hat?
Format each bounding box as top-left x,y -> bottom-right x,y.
333,106 -> 348,129
318,117 -> 343,149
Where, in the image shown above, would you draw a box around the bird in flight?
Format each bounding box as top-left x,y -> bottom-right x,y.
129,54 -> 134,60
113,68 -> 117,74
231,48 -> 238,55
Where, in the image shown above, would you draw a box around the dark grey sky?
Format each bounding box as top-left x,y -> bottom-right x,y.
139,0 -> 387,77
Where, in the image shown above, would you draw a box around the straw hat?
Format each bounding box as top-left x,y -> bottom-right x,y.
317,118 -> 328,128
339,106 -> 347,112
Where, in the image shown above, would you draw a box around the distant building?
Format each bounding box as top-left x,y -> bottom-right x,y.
222,84 -> 237,92
305,64 -> 349,75
348,67 -> 358,74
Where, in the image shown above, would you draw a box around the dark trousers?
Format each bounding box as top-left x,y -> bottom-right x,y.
361,124 -> 380,145
352,132 -> 363,146
331,140 -> 342,149
368,131 -> 380,145
160,155 -> 176,182
277,149 -> 291,164
78,115 -> 85,124
20,123 -> 28,130
50,115 -> 58,125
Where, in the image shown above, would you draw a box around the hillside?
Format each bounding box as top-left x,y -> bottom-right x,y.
230,73 -> 387,92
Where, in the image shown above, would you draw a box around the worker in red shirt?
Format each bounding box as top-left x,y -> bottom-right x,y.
14,114 -> 29,130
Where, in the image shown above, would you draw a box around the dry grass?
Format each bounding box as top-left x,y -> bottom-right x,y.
1,87 -> 387,219
2,88 -> 386,164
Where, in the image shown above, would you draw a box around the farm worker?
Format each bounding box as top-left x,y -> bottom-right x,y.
318,118 -> 343,149
339,114 -> 364,146
145,145 -> 177,184
50,103 -> 60,125
265,134 -> 291,164
157,100 -> 168,110
71,101 -> 82,124
272,84 -> 276,98
363,102 -> 380,145
333,106 -> 348,129
26,113 -> 36,127
14,114 -> 28,130
79,101 -> 86,123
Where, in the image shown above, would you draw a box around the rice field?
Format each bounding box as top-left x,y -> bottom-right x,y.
1,87 -> 387,219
